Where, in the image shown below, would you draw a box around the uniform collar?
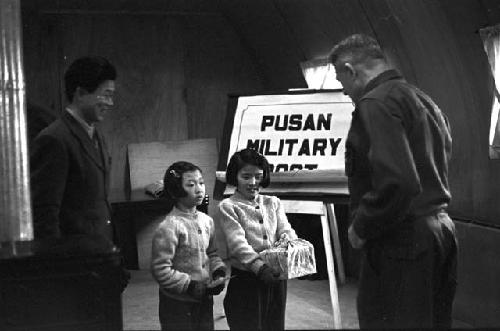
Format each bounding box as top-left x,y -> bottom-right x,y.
362,69 -> 403,97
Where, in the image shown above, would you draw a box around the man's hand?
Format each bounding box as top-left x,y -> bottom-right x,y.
348,225 -> 366,249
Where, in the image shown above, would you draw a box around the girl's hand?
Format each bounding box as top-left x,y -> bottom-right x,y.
212,267 -> 226,279
206,277 -> 225,295
279,233 -> 290,241
206,267 -> 227,295
258,264 -> 280,284
274,233 -> 291,247
187,280 -> 206,300
207,276 -> 225,288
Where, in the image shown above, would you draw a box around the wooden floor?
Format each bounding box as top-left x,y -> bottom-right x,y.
122,270 -> 358,330
122,270 -> 474,330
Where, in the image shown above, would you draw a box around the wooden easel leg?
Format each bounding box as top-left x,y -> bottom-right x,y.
320,207 -> 342,329
325,203 -> 346,285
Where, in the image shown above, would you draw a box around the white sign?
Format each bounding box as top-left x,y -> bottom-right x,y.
228,91 -> 354,172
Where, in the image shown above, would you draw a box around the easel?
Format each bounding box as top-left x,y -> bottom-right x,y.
217,169 -> 348,329
281,199 -> 342,328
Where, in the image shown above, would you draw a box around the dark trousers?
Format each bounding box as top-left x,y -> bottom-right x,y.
159,291 -> 214,331
357,212 -> 458,329
223,268 -> 287,331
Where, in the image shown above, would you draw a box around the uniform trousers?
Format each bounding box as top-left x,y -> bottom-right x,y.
357,211 -> 458,329
223,267 -> 287,331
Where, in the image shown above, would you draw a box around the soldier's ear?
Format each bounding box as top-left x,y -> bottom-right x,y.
344,63 -> 356,77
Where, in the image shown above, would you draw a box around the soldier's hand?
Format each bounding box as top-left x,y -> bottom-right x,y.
348,225 -> 366,249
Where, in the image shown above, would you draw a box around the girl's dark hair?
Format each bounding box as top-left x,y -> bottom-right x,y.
225,148 -> 271,188
64,56 -> 117,102
163,161 -> 202,200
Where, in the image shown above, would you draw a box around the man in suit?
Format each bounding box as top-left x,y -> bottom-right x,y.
30,56 -> 117,245
26,101 -> 56,147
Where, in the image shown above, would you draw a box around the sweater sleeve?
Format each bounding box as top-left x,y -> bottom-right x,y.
274,197 -> 298,240
352,99 -> 422,240
206,217 -> 227,276
217,201 -> 264,274
150,221 -> 190,294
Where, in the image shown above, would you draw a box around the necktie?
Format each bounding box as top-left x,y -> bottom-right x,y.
92,132 -> 99,150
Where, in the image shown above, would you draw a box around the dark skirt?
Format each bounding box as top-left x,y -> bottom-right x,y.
159,290 -> 214,331
223,267 -> 287,331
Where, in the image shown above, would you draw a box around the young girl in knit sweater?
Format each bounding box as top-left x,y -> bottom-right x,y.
151,161 -> 227,331
216,148 -> 298,331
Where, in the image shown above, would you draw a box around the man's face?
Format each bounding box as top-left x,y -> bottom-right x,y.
79,80 -> 115,124
334,61 -> 363,104
334,62 -> 355,98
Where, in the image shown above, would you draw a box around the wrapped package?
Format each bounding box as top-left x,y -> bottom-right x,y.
259,238 -> 316,280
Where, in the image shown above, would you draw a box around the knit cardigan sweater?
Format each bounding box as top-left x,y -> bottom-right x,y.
151,206 -> 226,302
216,191 -> 297,274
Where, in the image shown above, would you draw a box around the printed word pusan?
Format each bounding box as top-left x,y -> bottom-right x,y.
260,114 -> 332,131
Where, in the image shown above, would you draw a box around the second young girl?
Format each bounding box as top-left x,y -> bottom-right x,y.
216,148 -> 298,331
151,161 -> 227,331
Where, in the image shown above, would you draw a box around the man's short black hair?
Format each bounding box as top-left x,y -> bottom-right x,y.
328,34 -> 385,66
163,161 -> 202,200
225,148 -> 271,188
64,56 -> 117,102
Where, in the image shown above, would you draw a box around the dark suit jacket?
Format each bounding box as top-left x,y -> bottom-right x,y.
30,111 -> 114,243
26,101 -> 56,146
